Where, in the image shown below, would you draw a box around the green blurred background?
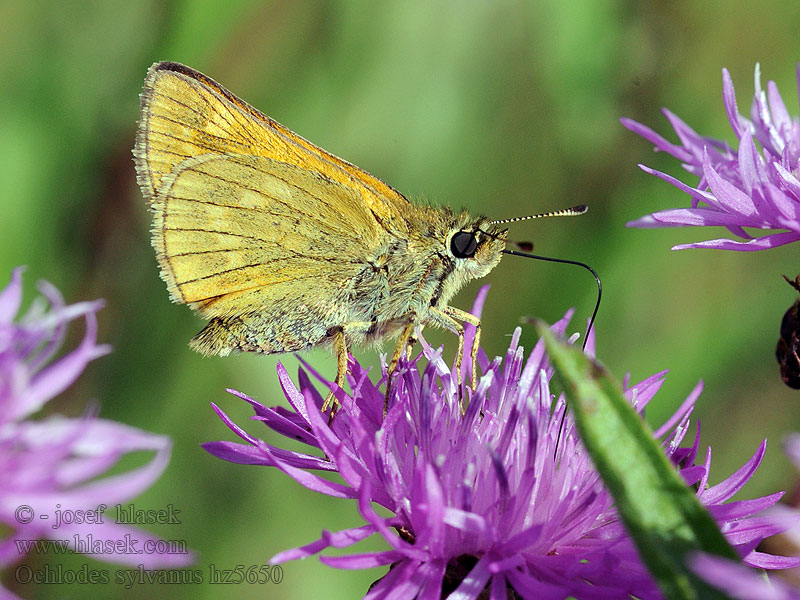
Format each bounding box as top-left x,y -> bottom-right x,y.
3,1 -> 800,597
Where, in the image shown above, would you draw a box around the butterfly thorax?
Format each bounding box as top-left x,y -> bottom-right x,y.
346,205 -> 507,345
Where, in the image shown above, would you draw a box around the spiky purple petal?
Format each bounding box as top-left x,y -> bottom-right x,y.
207,287 -> 796,598
624,64 -> 800,251
0,268 -> 192,598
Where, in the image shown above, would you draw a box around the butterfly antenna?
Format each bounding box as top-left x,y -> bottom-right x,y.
502,249 -> 602,351
490,204 -> 587,226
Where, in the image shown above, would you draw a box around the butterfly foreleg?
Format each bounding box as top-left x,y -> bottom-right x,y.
384,320 -> 416,417
429,305 -> 481,397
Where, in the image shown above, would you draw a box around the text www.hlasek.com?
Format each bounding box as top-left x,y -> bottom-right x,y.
14,534 -> 187,556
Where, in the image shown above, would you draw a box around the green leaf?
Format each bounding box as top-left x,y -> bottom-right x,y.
537,324 -> 737,600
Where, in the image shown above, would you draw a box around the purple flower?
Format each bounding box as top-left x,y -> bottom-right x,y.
0,268 -> 192,597
688,433 -> 800,597
622,64 -> 800,250
691,552 -> 800,600
205,287 -> 797,599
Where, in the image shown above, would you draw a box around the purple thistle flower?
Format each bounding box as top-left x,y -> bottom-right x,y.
622,64 -> 800,250
687,434 -> 800,598
206,287 -> 799,599
0,268 -> 192,596
690,552 -> 800,600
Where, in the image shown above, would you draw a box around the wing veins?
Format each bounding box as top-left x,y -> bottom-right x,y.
178,265 -> 326,287
212,86 -> 265,147
164,193 -> 340,229
169,248 -> 251,258
177,161 -> 355,227
161,227 -> 271,243
151,91 -> 226,124
157,85 -> 244,142
230,159 -> 342,215
149,117 -> 253,151
160,227 -> 361,264
191,80 -> 264,147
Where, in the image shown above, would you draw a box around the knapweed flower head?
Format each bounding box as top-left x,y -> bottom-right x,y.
690,552 -> 800,600
686,433 -> 800,599
623,64 -> 800,251
205,288 -> 796,599
0,268 -> 192,595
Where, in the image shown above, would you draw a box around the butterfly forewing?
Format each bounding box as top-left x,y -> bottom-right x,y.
134,62 -> 411,233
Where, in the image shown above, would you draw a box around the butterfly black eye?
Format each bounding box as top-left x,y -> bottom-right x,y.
450,231 -> 479,258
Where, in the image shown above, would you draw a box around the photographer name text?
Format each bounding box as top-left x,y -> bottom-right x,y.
14,503 -> 181,529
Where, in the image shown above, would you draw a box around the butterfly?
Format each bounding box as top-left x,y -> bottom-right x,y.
133,61 -> 590,415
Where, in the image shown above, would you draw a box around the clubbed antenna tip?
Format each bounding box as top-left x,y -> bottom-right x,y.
490,204 -> 588,225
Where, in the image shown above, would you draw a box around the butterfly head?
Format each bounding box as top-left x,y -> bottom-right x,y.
447,216 -> 508,281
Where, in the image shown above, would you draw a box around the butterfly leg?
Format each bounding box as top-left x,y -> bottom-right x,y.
323,321 -> 377,420
384,320 -> 416,416
405,324 -> 424,359
430,306 -> 481,393
428,307 -> 465,398
322,328 -> 348,416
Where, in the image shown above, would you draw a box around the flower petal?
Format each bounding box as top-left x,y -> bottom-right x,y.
672,231 -> 800,250
0,267 -> 24,324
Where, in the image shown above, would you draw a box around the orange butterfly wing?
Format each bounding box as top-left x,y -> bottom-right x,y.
134,62 -> 411,234
133,62 -> 413,355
